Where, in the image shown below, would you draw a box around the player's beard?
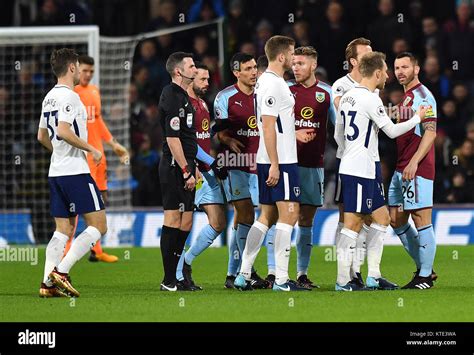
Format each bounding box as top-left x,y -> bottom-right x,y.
398,70 -> 415,87
377,79 -> 386,90
73,74 -> 80,86
296,71 -> 311,84
283,55 -> 292,72
194,85 -> 208,98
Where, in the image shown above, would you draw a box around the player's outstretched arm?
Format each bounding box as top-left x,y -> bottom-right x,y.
378,105 -> 426,139
57,121 -> 102,165
37,128 -> 53,152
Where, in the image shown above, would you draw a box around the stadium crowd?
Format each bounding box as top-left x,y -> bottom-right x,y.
1,0 -> 473,207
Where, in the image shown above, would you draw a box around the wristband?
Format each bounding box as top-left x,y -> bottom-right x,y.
182,165 -> 190,174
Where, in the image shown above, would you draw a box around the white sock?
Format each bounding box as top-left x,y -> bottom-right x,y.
366,223 -> 386,279
239,221 -> 268,280
274,222 -> 293,285
43,231 -> 70,285
57,226 -> 101,274
352,224 -> 368,276
336,228 -> 358,286
335,222 -> 344,246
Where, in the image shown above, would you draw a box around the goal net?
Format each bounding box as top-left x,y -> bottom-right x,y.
0,19 -> 224,245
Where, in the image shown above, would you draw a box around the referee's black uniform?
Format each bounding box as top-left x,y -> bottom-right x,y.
158,82 -> 196,289
158,82 -> 197,211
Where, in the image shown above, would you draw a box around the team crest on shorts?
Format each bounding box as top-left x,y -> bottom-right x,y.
294,187 -> 300,196
315,92 -> 325,103
366,198 -> 372,209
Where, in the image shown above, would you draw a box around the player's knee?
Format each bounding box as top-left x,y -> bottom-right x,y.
389,212 -> 406,229
298,215 -> 312,227
380,214 -> 391,227
164,213 -> 181,228
210,217 -> 226,233
238,210 -> 254,225
281,212 -> 299,226
58,225 -> 75,237
180,216 -> 193,231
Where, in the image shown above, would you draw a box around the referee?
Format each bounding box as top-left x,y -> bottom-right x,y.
158,52 -> 199,291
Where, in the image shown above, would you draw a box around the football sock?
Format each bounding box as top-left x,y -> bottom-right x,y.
227,227 -> 240,276
176,225 -> 219,281
366,223 -> 386,279
176,249 -> 186,281
236,223 -> 251,255
160,225 -> 179,285
239,221 -> 268,280
417,224 -> 436,277
394,223 -> 421,269
351,224 -> 368,277
185,225 -> 219,265
57,226 -> 101,274
43,231 -> 69,285
335,221 -> 344,245
63,215 -> 78,257
274,222 -> 293,285
296,226 -> 312,278
336,228 -> 357,286
266,225 -> 276,275
174,230 -> 190,275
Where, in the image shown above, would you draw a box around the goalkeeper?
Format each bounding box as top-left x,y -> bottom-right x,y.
64,55 -> 129,262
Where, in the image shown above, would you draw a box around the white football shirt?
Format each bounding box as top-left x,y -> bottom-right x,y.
255,70 -> 297,164
38,84 -> 90,177
338,86 -> 391,179
332,74 -> 380,160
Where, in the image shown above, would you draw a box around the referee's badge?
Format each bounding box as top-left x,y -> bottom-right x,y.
170,116 -> 180,131
315,92 -> 325,103
186,113 -> 193,128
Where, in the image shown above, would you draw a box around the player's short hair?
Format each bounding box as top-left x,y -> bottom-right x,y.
395,51 -> 418,66
165,51 -> 194,76
195,61 -> 209,71
230,52 -> 254,72
78,55 -> 94,66
264,35 -> 295,61
359,51 -> 386,78
50,48 -> 79,78
257,55 -> 268,72
294,46 -> 318,61
345,37 -> 371,72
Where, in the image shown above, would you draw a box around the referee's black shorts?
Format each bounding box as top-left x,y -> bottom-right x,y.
159,155 -> 196,211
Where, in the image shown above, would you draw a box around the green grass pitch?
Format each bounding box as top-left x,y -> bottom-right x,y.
0,245 -> 472,322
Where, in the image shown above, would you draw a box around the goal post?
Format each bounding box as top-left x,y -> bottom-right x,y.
0,26 -> 100,84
